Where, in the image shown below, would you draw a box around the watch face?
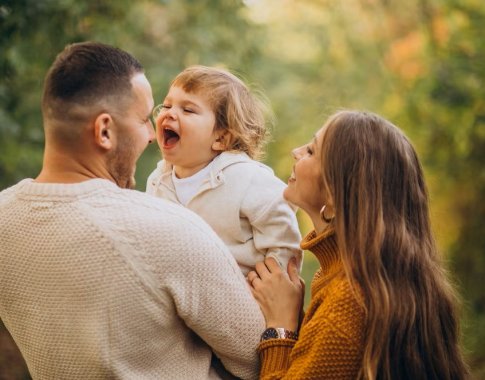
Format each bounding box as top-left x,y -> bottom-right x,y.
261,327 -> 279,341
261,327 -> 298,341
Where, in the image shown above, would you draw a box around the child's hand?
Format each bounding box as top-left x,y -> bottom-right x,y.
247,257 -> 303,332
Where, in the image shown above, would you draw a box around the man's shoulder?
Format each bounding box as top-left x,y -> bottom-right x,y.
0,179 -> 31,205
104,187 -> 202,221
119,189 -> 232,263
102,187 -> 221,241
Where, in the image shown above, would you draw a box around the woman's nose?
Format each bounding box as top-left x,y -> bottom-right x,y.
292,146 -> 303,160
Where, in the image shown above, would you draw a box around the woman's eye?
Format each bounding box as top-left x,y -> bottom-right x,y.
306,146 -> 313,155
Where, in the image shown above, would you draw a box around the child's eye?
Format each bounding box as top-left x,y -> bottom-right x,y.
183,108 -> 195,113
161,104 -> 171,109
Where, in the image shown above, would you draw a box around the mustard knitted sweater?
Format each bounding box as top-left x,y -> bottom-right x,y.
258,228 -> 366,379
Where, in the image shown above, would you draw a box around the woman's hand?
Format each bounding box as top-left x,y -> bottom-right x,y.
247,257 -> 303,332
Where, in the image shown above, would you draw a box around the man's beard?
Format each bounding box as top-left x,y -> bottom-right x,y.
107,135 -> 138,189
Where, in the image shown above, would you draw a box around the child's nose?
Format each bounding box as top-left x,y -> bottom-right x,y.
164,107 -> 178,120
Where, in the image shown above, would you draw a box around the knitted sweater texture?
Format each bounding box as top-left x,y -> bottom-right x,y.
258,228 -> 366,379
0,179 -> 265,379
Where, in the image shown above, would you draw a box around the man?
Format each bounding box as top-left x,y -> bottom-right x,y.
0,42 -> 265,379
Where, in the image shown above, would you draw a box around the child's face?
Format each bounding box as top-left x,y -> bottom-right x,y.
155,85 -> 223,178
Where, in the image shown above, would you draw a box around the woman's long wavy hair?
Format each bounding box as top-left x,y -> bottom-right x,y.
319,111 -> 468,379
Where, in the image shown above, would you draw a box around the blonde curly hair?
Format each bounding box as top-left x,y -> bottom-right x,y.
171,65 -> 271,160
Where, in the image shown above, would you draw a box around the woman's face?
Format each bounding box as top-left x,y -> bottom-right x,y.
283,127 -> 326,216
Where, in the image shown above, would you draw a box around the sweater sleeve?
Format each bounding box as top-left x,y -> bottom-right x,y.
156,211 -> 266,380
240,171 -> 302,272
258,339 -> 295,379
258,280 -> 365,379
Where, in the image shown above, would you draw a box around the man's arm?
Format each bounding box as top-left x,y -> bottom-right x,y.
160,214 -> 265,380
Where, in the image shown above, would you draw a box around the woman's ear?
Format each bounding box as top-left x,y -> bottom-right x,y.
93,113 -> 114,150
212,130 -> 232,152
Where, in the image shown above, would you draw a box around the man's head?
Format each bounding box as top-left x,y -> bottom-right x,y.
41,42 -> 155,188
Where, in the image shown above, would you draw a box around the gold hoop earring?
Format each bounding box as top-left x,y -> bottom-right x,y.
320,205 -> 334,223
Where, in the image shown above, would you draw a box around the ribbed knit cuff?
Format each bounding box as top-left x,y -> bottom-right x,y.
258,339 -> 296,376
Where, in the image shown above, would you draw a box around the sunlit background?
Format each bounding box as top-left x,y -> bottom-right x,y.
1,0 -> 484,378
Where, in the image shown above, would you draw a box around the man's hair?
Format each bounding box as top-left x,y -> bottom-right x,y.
42,41 -> 143,141
171,65 -> 271,160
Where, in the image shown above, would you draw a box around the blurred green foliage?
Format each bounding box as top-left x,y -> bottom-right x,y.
1,0 -> 483,378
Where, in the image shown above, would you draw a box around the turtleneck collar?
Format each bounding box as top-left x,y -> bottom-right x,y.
300,227 -> 340,274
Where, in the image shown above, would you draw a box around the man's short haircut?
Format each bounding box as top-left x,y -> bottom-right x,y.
42,41 -> 144,126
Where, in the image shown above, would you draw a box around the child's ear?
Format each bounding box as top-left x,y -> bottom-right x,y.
212,130 -> 232,152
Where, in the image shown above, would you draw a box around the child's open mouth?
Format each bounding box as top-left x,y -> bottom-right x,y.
163,128 -> 180,148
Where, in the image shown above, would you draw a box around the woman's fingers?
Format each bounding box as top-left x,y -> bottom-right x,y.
248,257 -> 303,331
264,257 -> 282,273
247,270 -> 260,288
249,257 -> 301,291
288,257 -> 301,285
255,260 -> 272,280
251,257 -> 295,286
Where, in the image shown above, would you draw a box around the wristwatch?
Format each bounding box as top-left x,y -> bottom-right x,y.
260,327 -> 298,341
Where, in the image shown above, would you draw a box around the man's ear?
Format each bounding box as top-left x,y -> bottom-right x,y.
212,130 -> 232,152
93,113 -> 114,150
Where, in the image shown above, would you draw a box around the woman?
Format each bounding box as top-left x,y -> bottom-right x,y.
248,110 -> 468,379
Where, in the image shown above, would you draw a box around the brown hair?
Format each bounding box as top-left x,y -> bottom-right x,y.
171,65 -> 270,160
42,41 -> 143,143
320,110 -> 468,379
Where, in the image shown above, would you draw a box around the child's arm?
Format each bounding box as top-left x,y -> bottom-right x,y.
241,171 -> 303,272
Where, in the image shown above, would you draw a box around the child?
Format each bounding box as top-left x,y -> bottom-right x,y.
146,65 -> 302,275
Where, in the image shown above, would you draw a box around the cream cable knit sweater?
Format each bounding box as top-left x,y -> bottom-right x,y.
0,179 -> 265,379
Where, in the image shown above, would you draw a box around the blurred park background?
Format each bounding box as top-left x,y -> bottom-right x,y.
0,0 -> 484,378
